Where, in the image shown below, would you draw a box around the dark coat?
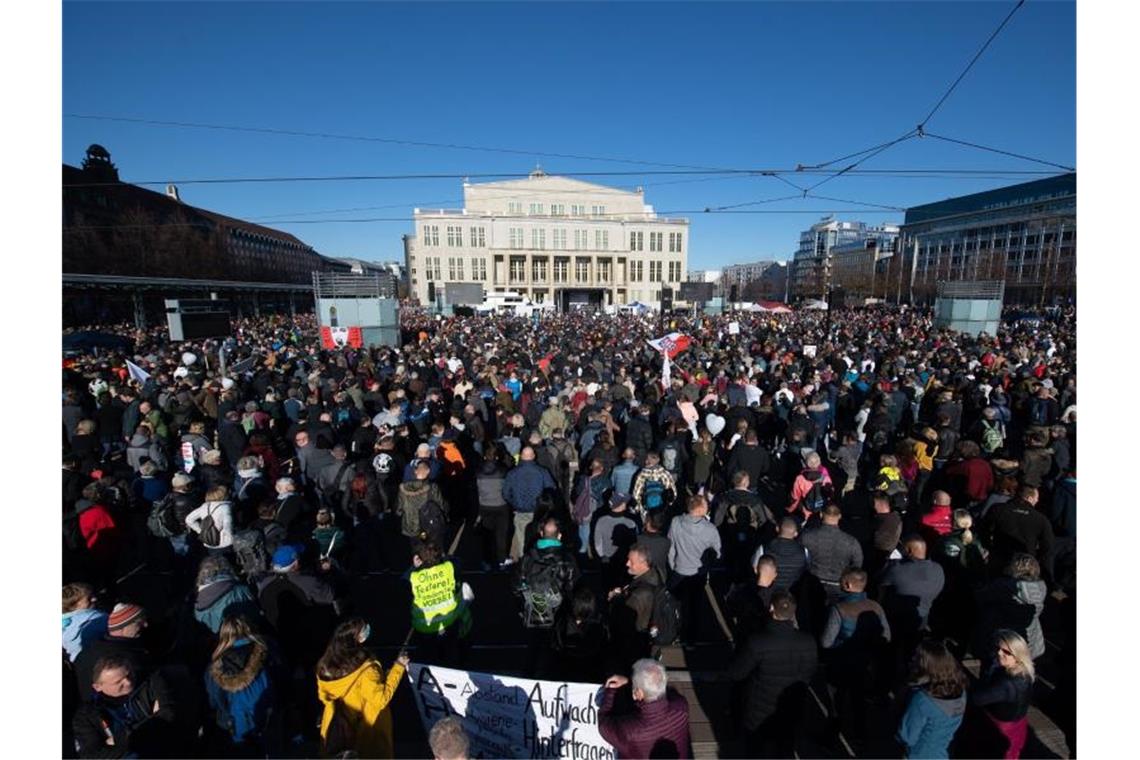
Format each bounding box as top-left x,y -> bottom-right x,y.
726,619 -> 819,731
72,670 -> 178,759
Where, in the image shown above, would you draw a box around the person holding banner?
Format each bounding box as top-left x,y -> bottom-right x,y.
599,658 -> 692,759
317,619 -> 410,759
409,541 -> 473,667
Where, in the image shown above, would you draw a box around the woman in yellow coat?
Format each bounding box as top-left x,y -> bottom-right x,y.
317,619 -> 410,759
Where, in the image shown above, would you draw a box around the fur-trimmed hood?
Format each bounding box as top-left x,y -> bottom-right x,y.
210,638 -> 268,692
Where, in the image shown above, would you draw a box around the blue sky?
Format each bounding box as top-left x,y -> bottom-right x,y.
62,1 -> 1075,269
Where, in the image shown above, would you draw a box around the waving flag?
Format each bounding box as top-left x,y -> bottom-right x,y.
647,332 -> 692,360
125,359 -> 151,385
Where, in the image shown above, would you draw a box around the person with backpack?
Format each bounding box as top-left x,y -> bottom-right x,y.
571,458 -> 609,555
316,444 -> 356,511
256,545 -> 339,669
787,451 -> 833,522
607,544 -> 675,668
408,541 -> 472,667
630,451 -> 675,518
232,455 -> 270,525
194,555 -> 260,636
975,406 -> 1006,456
657,422 -> 690,492
398,459 -> 450,551
148,471 -> 199,557
316,619 -> 410,759
185,485 -> 235,553
515,516 -> 580,675
204,614 -> 285,758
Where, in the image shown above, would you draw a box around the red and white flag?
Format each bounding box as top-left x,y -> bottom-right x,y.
647,332 -> 691,360
320,326 -> 364,349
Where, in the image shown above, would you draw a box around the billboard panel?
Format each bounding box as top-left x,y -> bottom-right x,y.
679,282 -> 715,302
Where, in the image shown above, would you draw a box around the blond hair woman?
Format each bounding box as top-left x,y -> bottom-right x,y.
969,630 -> 1034,758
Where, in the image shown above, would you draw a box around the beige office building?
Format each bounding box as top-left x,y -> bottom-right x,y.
404,169 -> 689,309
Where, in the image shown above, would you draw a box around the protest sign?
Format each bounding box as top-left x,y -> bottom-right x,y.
408,663 -> 614,760
728,321 -> 740,335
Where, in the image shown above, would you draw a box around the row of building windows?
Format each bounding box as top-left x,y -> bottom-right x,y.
417,255 -> 682,284
503,202 -> 608,217
419,224 -> 682,253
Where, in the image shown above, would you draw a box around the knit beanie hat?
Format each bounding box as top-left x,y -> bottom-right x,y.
107,603 -> 145,632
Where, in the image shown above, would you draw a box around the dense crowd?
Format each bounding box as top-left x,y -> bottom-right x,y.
61,303 -> 1076,758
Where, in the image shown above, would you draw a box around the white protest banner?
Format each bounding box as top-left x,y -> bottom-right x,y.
803,344 -> 817,358
728,321 -> 740,335
408,663 -> 614,760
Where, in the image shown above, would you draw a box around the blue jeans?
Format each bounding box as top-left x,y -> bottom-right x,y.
578,523 -> 591,555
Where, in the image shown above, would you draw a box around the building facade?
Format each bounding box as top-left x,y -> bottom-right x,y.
404,170 -> 689,309
64,145 -> 330,285
828,225 -> 899,300
720,259 -> 790,301
791,218 -> 899,299
897,173 -> 1076,305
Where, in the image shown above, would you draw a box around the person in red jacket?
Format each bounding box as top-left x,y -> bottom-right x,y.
921,490 -> 955,543
944,441 -> 994,507
74,482 -> 122,580
599,658 -> 692,759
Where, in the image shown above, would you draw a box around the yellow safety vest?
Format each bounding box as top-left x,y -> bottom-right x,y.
410,562 -> 460,633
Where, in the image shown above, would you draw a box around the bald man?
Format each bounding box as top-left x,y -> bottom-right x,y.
503,446 -> 557,560
878,535 -> 945,650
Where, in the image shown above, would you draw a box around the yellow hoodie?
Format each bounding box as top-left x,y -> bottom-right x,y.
317,659 -> 405,759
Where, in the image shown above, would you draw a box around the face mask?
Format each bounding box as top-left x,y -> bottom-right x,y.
357,623 -> 371,644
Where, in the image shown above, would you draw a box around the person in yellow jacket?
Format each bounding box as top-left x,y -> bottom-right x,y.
316,619 -> 410,759
409,541 -> 473,667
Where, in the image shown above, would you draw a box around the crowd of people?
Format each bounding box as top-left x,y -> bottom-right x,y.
61,302 -> 1076,758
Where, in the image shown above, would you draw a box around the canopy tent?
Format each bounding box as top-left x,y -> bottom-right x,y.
801,299 -> 829,311
750,301 -> 794,314
624,301 -> 652,314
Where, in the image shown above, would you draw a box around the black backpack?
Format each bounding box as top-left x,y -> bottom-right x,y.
650,584 -> 682,645
418,499 -> 447,547
147,493 -> 183,538
520,558 -> 565,629
232,529 -> 269,579
804,479 -> 827,513
198,504 -> 222,547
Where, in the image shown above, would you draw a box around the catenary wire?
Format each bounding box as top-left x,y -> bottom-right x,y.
921,132 -> 1074,172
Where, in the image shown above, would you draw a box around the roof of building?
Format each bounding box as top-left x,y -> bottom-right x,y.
64,162 -> 313,249
464,173 -> 643,197
904,172 -> 1075,226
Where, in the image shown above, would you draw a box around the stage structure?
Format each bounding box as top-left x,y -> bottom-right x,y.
312,273 -> 400,349
165,299 -> 232,341
933,280 -> 1004,337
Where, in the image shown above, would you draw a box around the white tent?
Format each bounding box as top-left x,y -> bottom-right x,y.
801,299 -> 829,310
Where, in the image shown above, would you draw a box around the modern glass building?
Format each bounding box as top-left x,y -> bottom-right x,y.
897,173 -> 1075,305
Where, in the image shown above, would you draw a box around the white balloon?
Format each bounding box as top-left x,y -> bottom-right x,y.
182,352 -> 197,366
221,378 -> 235,391
705,414 -> 726,437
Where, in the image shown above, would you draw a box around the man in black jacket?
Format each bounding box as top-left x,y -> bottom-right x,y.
725,592 -> 818,758
625,404 -> 655,465
73,654 -> 180,759
725,432 -> 771,489
984,485 -> 1055,582
516,517 -> 580,675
